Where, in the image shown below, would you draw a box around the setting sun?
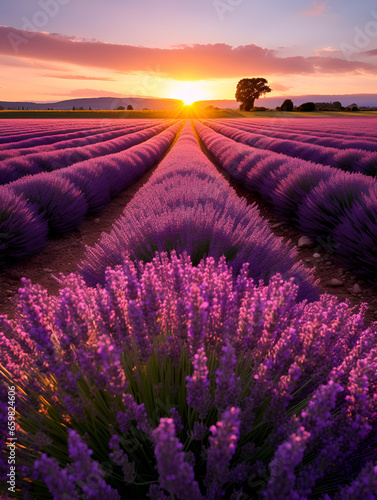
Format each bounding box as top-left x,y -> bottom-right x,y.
168,81 -> 210,105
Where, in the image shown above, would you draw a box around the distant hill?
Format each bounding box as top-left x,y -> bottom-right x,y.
1,94 -> 377,112
0,97 -> 183,111
195,94 -> 377,110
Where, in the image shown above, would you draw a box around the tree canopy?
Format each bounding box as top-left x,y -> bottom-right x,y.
235,78 -> 272,111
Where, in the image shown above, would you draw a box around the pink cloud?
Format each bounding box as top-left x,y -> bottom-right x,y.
44,89 -> 126,98
301,1 -> 328,16
314,46 -> 341,56
270,82 -> 292,92
0,26 -> 376,80
361,49 -> 377,56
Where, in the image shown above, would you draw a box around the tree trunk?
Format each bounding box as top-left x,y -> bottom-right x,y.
244,98 -> 255,112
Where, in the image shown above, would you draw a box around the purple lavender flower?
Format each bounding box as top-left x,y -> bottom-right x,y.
152,417 -> 203,500
33,454 -> 80,499
333,461 -> 377,500
214,341 -> 240,412
206,407 -> 241,500
109,433 -> 136,483
264,426 -> 310,500
189,421 -> 208,441
170,407 -> 184,434
67,429 -> 121,499
93,334 -> 127,394
186,347 -> 211,419
117,393 -> 152,436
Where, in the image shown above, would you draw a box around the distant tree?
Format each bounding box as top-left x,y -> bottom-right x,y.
333,101 -> 342,109
22,106 -> 24,110
72,106 -> 76,110
115,106 -> 125,110
352,106 -> 359,112
79,107 -> 84,110
0,106 -> 3,110
235,78 -> 272,111
89,106 -> 92,110
281,99 -> 294,112
142,108 -> 150,111
297,102 -> 316,112
127,104 -> 134,110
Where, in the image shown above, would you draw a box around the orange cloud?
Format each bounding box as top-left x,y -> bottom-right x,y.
42,74 -> 115,81
301,1 -> 328,16
1,26 -> 376,81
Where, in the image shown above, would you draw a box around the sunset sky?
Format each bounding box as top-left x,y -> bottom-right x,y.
1,0 -> 377,103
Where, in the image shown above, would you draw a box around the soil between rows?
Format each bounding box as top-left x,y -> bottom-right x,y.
1,121 -> 377,326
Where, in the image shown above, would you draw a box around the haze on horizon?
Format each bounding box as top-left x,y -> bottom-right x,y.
1,0 -> 377,104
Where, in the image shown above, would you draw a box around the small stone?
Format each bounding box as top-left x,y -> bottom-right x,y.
353,284 -> 362,294
271,222 -> 285,229
297,236 -> 315,248
305,258 -> 312,263
313,253 -> 321,259
325,262 -> 332,267
42,268 -> 53,273
329,278 -> 344,287
6,289 -> 14,296
94,218 -> 101,224
337,268 -> 344,276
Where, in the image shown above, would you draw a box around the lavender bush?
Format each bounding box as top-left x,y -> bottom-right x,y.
1,252 -> 376,499
0,187 -> 48,264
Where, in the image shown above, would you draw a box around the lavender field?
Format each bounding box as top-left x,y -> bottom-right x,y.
1,117 -> 377,499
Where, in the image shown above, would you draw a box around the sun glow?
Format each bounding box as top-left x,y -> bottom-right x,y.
169,81 -> 210,105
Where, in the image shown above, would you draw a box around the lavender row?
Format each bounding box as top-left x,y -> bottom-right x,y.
0,122 -> 181,264
203,120 -> 377,176
216,118 -> 377,151
195,121 -> 377,282
1,254 -> 376,498
0,121 -> 159,161
79,121 -> 318,302
0,121 -> 175,185
223,117 -> 377,141
0,120 -> 120,145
